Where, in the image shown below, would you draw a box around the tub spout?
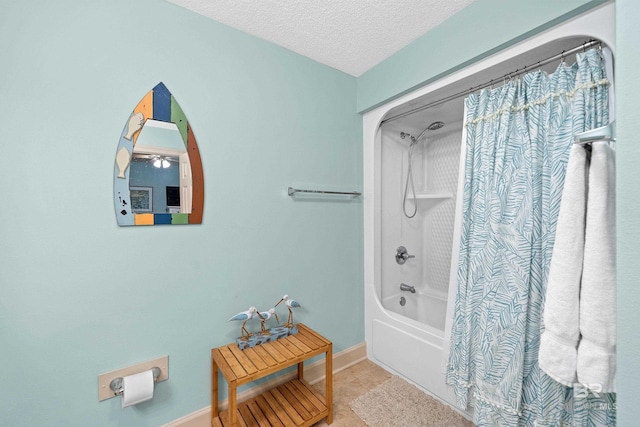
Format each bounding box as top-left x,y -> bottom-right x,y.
400,283 -> 416,293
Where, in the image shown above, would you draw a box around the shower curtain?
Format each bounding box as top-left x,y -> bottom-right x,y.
446,48 -> 616,426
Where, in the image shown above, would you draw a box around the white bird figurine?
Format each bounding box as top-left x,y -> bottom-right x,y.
257,308 -> 279,334
275,295 -> 300,327
227,306 -> 258,339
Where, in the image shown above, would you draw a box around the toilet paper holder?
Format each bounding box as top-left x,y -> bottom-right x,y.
109,367 -> 161,396
98,355 -> 169,402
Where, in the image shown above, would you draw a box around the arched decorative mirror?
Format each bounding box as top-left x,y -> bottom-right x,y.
114,83 -> 204,226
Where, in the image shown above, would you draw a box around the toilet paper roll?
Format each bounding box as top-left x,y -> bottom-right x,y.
122,369 -> 155,408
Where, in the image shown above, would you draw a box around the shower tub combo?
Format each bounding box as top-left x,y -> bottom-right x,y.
368,109 -> 465,410
363,4 -> 614,416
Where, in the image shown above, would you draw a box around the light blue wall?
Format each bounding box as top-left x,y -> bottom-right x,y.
0,0 -> 361,426
357,0 -> 608,113
615,1 -> 640,425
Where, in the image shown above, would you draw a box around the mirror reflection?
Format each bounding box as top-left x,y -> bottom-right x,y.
113,82 -> 204,226
130,120 -> 192,214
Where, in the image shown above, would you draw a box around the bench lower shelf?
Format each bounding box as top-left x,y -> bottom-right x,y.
212,379 -> 329,427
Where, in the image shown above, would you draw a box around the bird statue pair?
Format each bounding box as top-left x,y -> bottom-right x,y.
227,295 -> 300,340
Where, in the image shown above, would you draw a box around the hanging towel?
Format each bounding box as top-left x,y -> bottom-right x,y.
539,144 -> 588,387
577,140 -> 616,393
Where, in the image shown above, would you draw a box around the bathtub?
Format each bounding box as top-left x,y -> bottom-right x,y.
382,291 -> 447,331
369,293 -> 459,409
374,291 -> 459,406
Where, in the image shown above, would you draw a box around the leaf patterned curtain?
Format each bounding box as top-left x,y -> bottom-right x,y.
446,48 -> 616,427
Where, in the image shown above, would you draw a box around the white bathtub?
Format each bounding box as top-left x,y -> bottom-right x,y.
382,291 -> 447,331
368,287 -> 463,410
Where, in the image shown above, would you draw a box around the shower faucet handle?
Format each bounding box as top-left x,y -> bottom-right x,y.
395,246 -> 415,265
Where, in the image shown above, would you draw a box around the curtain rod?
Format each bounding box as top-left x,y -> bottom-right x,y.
381,39 -> 600,125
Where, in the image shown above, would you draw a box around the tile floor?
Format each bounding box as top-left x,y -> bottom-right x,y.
312,359 -> 473,427
312,359 -> 392,426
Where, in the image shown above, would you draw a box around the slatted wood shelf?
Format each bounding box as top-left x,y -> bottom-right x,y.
212,323 -> 332,426
211,379 -> 328,427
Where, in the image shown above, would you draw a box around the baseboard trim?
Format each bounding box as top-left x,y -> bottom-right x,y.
163,342 -> 367,427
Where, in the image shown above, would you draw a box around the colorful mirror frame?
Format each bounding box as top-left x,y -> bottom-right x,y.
113,82 -> 204,226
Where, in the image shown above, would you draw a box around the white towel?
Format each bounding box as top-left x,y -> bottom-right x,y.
539,144 -> 588,387
577,141 -> 616,393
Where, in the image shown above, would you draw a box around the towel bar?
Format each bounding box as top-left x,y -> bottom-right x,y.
287,187 -> 361,197
574,122 -> 615,145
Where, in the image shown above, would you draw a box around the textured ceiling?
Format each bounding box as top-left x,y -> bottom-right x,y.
167,0 -> 475,76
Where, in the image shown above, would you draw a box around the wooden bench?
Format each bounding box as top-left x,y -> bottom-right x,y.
211,323 -> 333,426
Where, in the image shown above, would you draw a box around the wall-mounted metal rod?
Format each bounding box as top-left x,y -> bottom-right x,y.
574,121 -> 616,145
381,39 -> 601,125
288,187 -> 361,197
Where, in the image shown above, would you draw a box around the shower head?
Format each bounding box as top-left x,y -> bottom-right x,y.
400,120 -> 445,218
400,121 -> 446,146
426,121 -> 445,131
